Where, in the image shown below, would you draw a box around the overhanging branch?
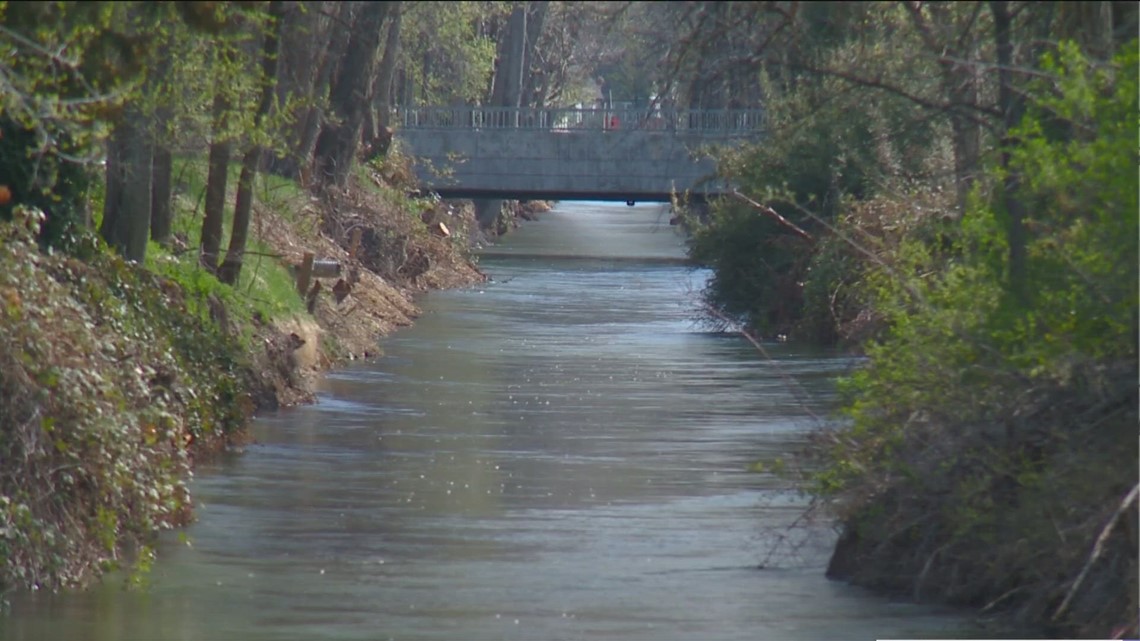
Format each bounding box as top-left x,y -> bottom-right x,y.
731,190 -> 814,243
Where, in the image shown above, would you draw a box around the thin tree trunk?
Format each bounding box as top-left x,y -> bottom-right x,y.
200,91 -> 231,273
148,41 -> 175,245
946,48 -> 980,213
374,2 -> 402,132
100,127 -> 124,247
264,1 -> 304,173
218,0 -> 286,285
217,150 -> 258,284
363,1 -> 403,157
267,1 -> 332,178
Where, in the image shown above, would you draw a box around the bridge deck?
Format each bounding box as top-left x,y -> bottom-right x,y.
395,107 -> 764,202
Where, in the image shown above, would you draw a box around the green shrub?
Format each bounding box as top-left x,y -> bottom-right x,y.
688,66 -> 941,340
0,212 -> 256,593
814,41 -> 1138,636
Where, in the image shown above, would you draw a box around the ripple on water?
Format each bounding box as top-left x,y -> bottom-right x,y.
0,201 -> 980,641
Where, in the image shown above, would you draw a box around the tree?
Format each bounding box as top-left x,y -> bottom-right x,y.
266,1 -> 339,179
200,88 -> 234,272
818,43 -> 1138,636
100,110 -> 152,262
218,0 -> 287,285
88,2 -> 231,262
311,1 -> 391,187
525,2 -> 617,108
371,0 -> 403,135
0,1 -> 176,252
99,3 -> 177,262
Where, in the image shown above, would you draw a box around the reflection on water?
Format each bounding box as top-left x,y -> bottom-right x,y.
0,202 -> 975,641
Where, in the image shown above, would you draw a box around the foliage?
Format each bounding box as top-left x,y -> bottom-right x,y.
152,154 -> 308,328
687,52 -> 942,340
688,199 -> 811,337
813,42 -> 1138,637
400,2 -> 504,105
0,0 -> 489,597
0,1 -> 140,248
0,210 -> 254,594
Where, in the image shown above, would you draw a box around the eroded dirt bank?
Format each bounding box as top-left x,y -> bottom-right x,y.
249,184 -> 554,410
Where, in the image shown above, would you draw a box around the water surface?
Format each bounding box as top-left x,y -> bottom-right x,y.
0,202 -> 976,640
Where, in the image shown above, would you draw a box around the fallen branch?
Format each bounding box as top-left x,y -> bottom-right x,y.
731,190 -> 814,243
1052,482 -> 1140,622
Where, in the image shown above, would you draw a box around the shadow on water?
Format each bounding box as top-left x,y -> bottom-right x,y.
0,201 -> 985,641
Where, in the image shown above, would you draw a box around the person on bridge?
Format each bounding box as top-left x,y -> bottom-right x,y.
609,115 -> 619,130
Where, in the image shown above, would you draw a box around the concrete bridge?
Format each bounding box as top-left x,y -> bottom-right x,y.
394,106 -> 764,204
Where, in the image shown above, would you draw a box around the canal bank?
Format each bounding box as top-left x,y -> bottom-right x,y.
0,201 -> 985,641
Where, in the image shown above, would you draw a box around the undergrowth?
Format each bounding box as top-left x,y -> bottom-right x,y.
811,42 -> 1138,638
0,210 -> 256,594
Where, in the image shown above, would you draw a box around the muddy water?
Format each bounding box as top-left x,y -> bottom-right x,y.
1,202 -> 976,640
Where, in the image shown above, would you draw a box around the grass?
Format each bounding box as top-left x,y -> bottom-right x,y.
143,154 -> 313,351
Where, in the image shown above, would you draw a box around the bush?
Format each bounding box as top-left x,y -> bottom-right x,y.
813,42 -> 1138,637
0,211 -> 254,593
0,119 -> 95,249
688,66 -> 943,340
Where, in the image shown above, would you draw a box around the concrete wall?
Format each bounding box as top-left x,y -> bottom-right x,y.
397,128 -> 741,201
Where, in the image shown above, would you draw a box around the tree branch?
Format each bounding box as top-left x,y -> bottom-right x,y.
731,190 -> 814,243
1052,482 -> 1140,623
782,60 -> 1003,128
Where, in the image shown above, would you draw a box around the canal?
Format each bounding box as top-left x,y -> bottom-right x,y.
0,202 -> 975,640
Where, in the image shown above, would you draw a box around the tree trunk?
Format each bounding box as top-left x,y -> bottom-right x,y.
363,2 -> 402,158
218,0 -> 286,286
1058,1 -> 1115,61
312,1 -> 391,187
518,1 -> 550,109
216,150 -> 258,284
271,1 -> 349,180
267,1 -> 332,178
503,6 -> 528,111
148,41 -> 175,245
100,112 -> 153,263
200,91 -> 231,273
374,2 -> 403,133
990,0 -> 1027,302
99,123 -> 125,249
476,4 -> 538,229
264,1 -> 311,174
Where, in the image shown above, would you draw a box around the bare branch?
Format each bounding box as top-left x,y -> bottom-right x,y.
1052,483 -> 1140,622
730,190 -> 814,243
783,60 -> 1003,128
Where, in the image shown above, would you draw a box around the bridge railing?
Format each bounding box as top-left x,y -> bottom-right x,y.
398,107 -> 765,136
